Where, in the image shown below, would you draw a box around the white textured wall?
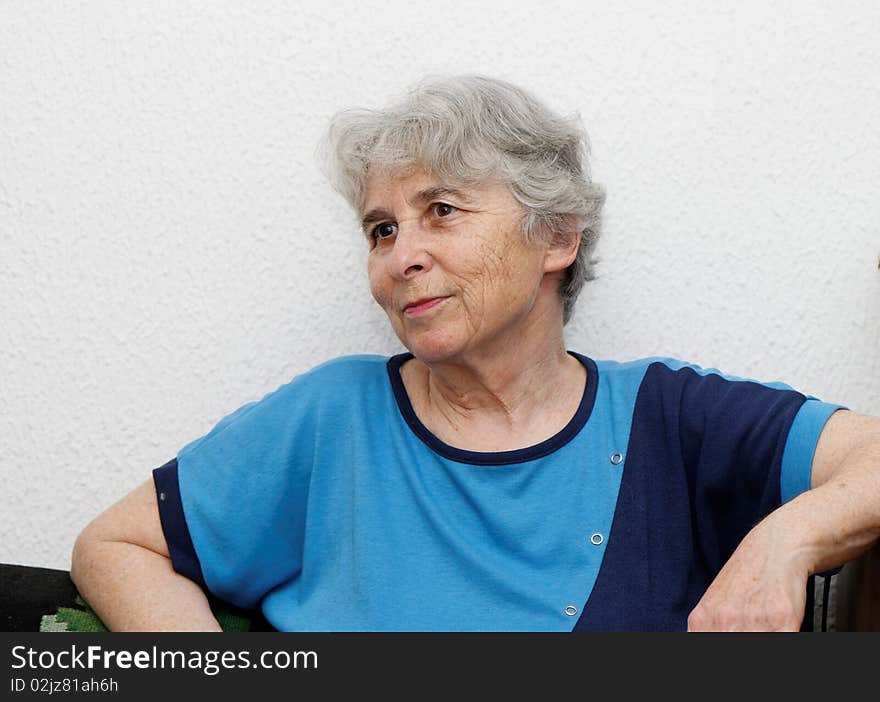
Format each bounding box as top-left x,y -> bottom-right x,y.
1,1 -> 877,570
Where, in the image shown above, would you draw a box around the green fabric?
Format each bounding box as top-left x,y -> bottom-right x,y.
39,595 -> 252,632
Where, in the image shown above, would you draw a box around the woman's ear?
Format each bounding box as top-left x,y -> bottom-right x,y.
543,215 -> 583,273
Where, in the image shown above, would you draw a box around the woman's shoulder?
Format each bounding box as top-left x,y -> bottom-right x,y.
590,354 -> 752,382
290,353 -> 394,391
178,354 -> 394,456
587,354 -> 809,403
591,354 -> 692,372
588,354 -> 698,379
235,354 -> 393,407
304,353 -> 392,375
586,355 -> 742,396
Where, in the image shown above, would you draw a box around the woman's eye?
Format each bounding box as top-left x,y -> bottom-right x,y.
432,203 -> 457,217
372,222 -> 398,240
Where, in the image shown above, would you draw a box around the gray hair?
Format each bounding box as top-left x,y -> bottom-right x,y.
317,74 -> 605,325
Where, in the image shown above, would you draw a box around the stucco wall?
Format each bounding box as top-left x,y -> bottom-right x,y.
1,0 -> 877,570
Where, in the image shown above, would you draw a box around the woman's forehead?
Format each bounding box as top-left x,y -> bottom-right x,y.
364,165 -> 445,197
362,167 -> 506,211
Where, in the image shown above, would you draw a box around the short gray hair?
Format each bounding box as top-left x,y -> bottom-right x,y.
317,74 -> 605,325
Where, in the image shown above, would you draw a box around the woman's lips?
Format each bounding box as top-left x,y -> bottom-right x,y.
404,297 -> 448,316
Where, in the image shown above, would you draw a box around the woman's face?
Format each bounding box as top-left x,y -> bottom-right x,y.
364,166 -> 556,365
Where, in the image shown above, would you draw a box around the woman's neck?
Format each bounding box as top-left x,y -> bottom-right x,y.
400,339 -> 587,452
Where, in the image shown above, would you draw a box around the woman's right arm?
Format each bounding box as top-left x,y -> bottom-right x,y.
70,477 -> 223,632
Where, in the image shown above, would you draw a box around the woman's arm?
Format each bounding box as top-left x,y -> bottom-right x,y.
688,410 -> 880,631
70,478 -> 223,632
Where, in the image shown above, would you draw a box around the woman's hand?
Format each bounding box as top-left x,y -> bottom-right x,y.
687,515 -> 811,632
690,414 -> 880,631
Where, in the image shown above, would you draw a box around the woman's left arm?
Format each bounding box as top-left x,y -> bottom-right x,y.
688,410 -> 880,631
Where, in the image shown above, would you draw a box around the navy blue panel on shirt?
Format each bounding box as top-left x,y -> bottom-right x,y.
574,361 -> 808,631
152,458 -> 207,590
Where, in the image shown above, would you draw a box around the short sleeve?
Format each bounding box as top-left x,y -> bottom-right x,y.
640,359 -> 847,560
152,380 -> 313,609
780,398 -> 847,503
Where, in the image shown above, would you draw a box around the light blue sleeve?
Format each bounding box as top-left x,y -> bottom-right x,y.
780,398 -> 849,504
171,376 -> 316,609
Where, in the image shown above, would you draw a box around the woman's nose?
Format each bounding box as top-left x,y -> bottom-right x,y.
387,220 -> 432,280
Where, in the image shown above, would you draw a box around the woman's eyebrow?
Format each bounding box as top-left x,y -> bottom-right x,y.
361,186 -> 474,232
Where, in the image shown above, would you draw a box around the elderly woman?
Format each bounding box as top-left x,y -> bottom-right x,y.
71,75 -> 880,632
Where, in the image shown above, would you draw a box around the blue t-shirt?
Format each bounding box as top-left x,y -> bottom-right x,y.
153,352 -> 846,631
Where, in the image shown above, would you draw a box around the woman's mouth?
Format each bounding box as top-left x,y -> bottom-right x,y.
403,297 -> 449,316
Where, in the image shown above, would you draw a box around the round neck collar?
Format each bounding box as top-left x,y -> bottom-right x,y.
385,351 -> 599,466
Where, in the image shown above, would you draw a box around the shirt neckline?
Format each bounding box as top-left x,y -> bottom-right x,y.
385,350 -> 599,465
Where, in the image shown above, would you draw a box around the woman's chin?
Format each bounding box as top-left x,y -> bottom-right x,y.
401,333 -> 465,365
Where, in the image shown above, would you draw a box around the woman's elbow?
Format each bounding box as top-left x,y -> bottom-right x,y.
70,521 -> 102,590
70,477 -> 171,589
